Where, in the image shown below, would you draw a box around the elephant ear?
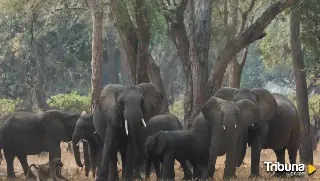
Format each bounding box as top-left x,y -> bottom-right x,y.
214,87 -> 239,101
39,110 -> 81,141
155,130 -> 167,154
251,88 -> 277,122
98,84 -> 124,127
235,100 -> 260,131
136,83 -> 163,122
202,96 -> 225,124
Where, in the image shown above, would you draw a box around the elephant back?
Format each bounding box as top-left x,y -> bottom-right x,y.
39,110 -> 81,142
214,87 -> 238,101
252,88 -> 277,122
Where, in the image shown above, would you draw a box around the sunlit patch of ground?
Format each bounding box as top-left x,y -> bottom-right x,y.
0,143 -> 319,180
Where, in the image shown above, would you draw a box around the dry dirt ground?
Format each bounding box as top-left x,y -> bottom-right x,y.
0,143 -> 319,181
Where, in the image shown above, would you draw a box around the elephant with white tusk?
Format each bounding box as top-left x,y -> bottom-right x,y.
93,83 -> 163,181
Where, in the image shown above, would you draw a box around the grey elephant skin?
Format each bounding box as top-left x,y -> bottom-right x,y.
192,96 -> 260,180
72,109 -> 133,180
238,93 -> 300,177
142,113 -> 192,180
1,110 -> 89,180
214,87 -> 284,178
72,111 -> 99,178
145,128 -> 198,181
93,83 -> 163,181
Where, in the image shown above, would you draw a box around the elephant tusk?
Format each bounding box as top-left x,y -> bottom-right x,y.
68,141 -> 72,144
235,124 -> 236,128
142,118 -> 146,127
82,139 -> 88,142
125,119 -> 128,135
252,124 -> 254,127
94,131 -> 97,134
223,126 -> 226,130
76,140 -> 81,147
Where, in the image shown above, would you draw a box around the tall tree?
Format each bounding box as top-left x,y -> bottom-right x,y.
110,0 -> 169,111
208,0 -> 294,94
290,9 -> 313,164
87,0 -> 104,111
157,0 -> 213,126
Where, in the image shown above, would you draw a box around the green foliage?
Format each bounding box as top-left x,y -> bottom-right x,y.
241,43 -> 267,88
0,98 -> 22,122
288,94 -> 320,124
169,100 -> 184,119
47,91 -> 91,113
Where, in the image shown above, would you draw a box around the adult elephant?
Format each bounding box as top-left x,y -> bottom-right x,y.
1,110 -> 90,180
93,83 -> 163,181
192,96 -> 260,180
237,93 -> 300,177
214,87 -> 278,178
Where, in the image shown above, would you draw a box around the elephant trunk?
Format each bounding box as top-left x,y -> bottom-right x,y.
236,129 -> 248,167
83,141 -> 90,177
72,132 -> 83,167
129,120 -> 143,155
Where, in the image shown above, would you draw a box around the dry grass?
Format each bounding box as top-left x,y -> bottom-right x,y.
0,143 -> 319,181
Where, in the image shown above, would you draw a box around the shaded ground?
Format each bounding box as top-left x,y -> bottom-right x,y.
0,143 -> 319,180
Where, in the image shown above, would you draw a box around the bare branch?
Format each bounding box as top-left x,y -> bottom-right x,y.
223,0 -> 229,40
239,46 -> 249,70
237,0 -> 256,36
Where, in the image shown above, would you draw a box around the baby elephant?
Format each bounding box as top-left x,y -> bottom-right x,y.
145,130 -> 200,180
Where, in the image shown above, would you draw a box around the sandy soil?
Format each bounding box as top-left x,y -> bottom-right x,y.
0,143 -> 319,181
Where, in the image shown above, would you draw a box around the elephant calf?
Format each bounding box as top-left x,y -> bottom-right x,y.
145,130 -> 200,181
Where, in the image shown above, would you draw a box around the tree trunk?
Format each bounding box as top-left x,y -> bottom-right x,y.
228,58 -> 241,88
107,35 -> 119,84
188,0 -> 212,125
110,0 -> 150,85
119,47 -> 132,85
208,0 -> 294,95
228,47 -> 248,88
88,0 -> 103,111
162,53 -> 179,103
290,10 -> 313,165
157,0 -> 212,127
148,53 -> 169,112
33,42 -> 51,111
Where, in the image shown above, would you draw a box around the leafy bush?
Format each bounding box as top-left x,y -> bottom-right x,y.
0,98 -> 22,124
47,91 -> 91,113
169,100 -> 184,120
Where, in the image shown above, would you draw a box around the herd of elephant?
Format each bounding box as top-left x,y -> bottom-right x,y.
0,83 -> 303,181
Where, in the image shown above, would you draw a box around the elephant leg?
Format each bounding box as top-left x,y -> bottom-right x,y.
46,138 -> 61,181
133,153 -> 143,180
89,146 -> 98,178
153,158 -> 161,180
160,151 -> 175,181
145,158 -> 152,179
95,145 -> 103,176
4,152 -> 16,178
288,147 -> 298,165
189,159 -> 201,180
108,150 -> 119,181
179,159 -> 192,180
96,127 -> 116,181
274,148 -> 286,177
249,127 -> 268,178
17,154 -> 35,178
123,139 -> 135,181
119,146 -> 126,179
223,146 -> 237,180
